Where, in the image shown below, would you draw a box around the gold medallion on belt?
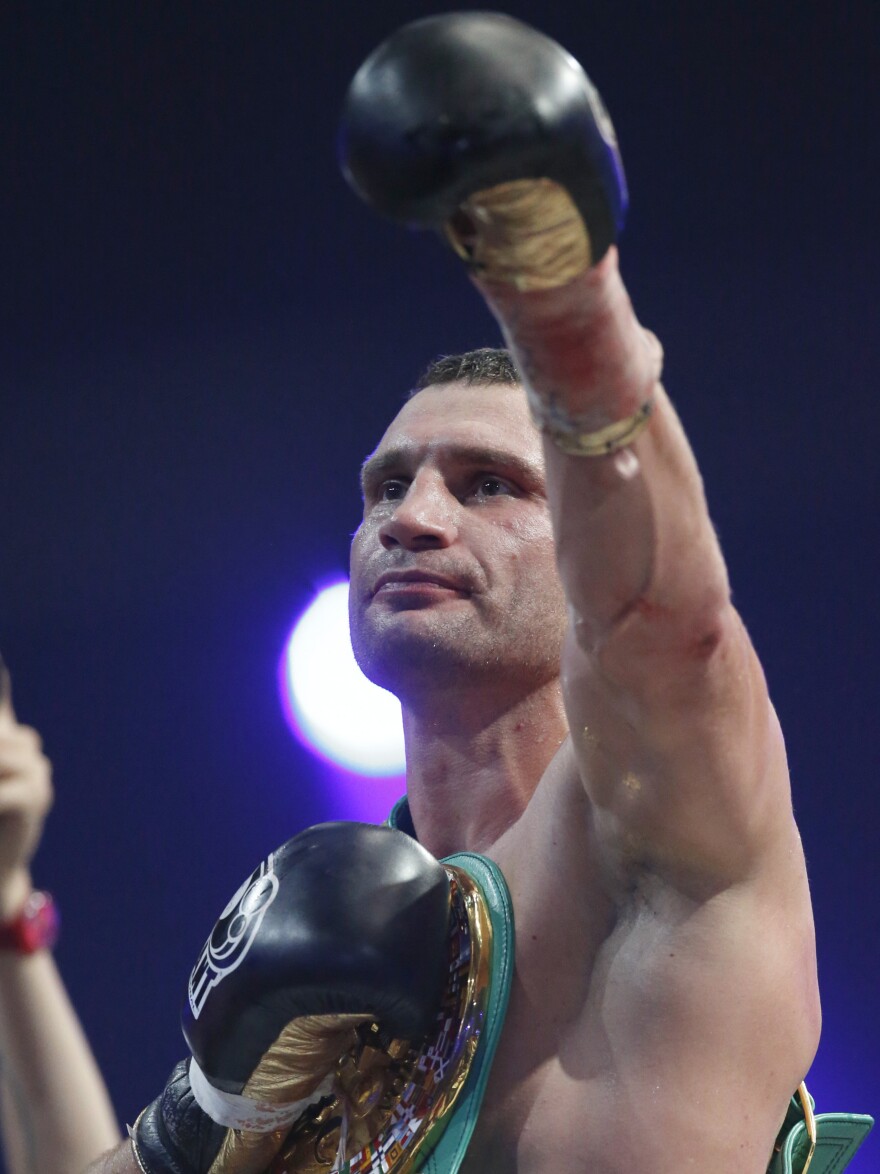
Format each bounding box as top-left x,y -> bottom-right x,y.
269,866 -> 492,1174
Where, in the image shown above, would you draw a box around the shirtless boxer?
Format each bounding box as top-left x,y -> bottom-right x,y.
0,658 -> 121,1172
86,13 -> 872,1174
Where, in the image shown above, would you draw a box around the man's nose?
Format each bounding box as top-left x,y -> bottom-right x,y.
378,477 -> 459,551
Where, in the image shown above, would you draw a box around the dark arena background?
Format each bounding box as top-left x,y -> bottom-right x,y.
1,0 -> 878,1164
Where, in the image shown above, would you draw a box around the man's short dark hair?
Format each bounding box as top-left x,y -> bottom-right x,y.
410,348 -> 520,397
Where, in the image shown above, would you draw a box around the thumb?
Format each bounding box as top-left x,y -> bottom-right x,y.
0,653 -> 15,724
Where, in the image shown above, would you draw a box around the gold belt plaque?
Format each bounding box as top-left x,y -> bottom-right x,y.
270,867 -> 492,1174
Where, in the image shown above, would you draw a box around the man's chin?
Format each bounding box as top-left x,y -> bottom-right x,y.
351,615 -> 476,694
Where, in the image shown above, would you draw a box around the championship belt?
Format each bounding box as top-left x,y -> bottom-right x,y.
259,793 -> 871,1174
267,823 -> 514,1174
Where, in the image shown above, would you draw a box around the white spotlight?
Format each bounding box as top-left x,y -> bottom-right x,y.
279,581 -> 406,776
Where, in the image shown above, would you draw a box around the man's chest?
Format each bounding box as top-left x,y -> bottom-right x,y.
456,964 -> 785,1174
467,794 -> 791,1172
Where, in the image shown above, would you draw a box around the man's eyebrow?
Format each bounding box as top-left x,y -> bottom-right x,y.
359,444 -> 544,494
359,448 -> 403,492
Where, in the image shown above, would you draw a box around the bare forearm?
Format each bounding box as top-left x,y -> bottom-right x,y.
475,236 -> 784,876
81,1139 -> 139,1174
0,950 -> 121,1174
479,250 -> 730,658
549,384 -> 731,664
0,681 -> 121,1170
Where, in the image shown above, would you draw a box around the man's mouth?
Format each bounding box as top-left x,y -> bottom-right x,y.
371,570 -> 471,597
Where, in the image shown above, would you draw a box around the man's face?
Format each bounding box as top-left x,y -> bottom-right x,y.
349,380 -> 567,703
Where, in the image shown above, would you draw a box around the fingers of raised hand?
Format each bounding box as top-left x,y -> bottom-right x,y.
0,658 -> 14,726
0,724 -> 54,881
0,725 -> 53,809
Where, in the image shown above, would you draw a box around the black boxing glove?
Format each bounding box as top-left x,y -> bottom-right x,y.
131,822 -> 450,1174
339,11 -> 626,263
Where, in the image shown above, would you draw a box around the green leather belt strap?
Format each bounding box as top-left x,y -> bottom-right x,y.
387,795 -> 418,840
768,1087 -> 873,1174
387,798 -> 515,1174
418,851 -> 514,1173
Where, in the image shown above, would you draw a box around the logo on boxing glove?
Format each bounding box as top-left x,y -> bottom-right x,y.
188,855 -> 280,1019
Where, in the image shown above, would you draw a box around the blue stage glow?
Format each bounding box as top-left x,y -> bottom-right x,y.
279,580 -> 406,776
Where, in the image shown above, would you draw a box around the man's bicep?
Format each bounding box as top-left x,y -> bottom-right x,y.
561,581 -> 792,885
546,381 -> 791,880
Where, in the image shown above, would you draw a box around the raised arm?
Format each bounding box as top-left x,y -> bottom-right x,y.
0,663 -> 121,1173
483,249 -> 787,887
340,14 -> 797,890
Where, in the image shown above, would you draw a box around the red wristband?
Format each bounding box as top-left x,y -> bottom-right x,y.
0,891 -> 60,954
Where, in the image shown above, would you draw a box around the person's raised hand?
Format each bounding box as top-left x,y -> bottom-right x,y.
0,657 -> 54,921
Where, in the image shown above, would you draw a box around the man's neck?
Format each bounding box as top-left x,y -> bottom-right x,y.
401,678 -> 568,858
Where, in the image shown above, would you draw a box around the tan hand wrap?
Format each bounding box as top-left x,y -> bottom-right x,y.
444,177 -> 591,291
204,1013 -> 370,1174
444,178 -> 661,458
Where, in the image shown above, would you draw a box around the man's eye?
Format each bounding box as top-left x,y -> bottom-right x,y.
377,480 -> 407,502
473,476 -> 514,499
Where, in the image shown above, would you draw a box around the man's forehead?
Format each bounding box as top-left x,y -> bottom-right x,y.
379,379 -> 536,449
360,380 -> 543,488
